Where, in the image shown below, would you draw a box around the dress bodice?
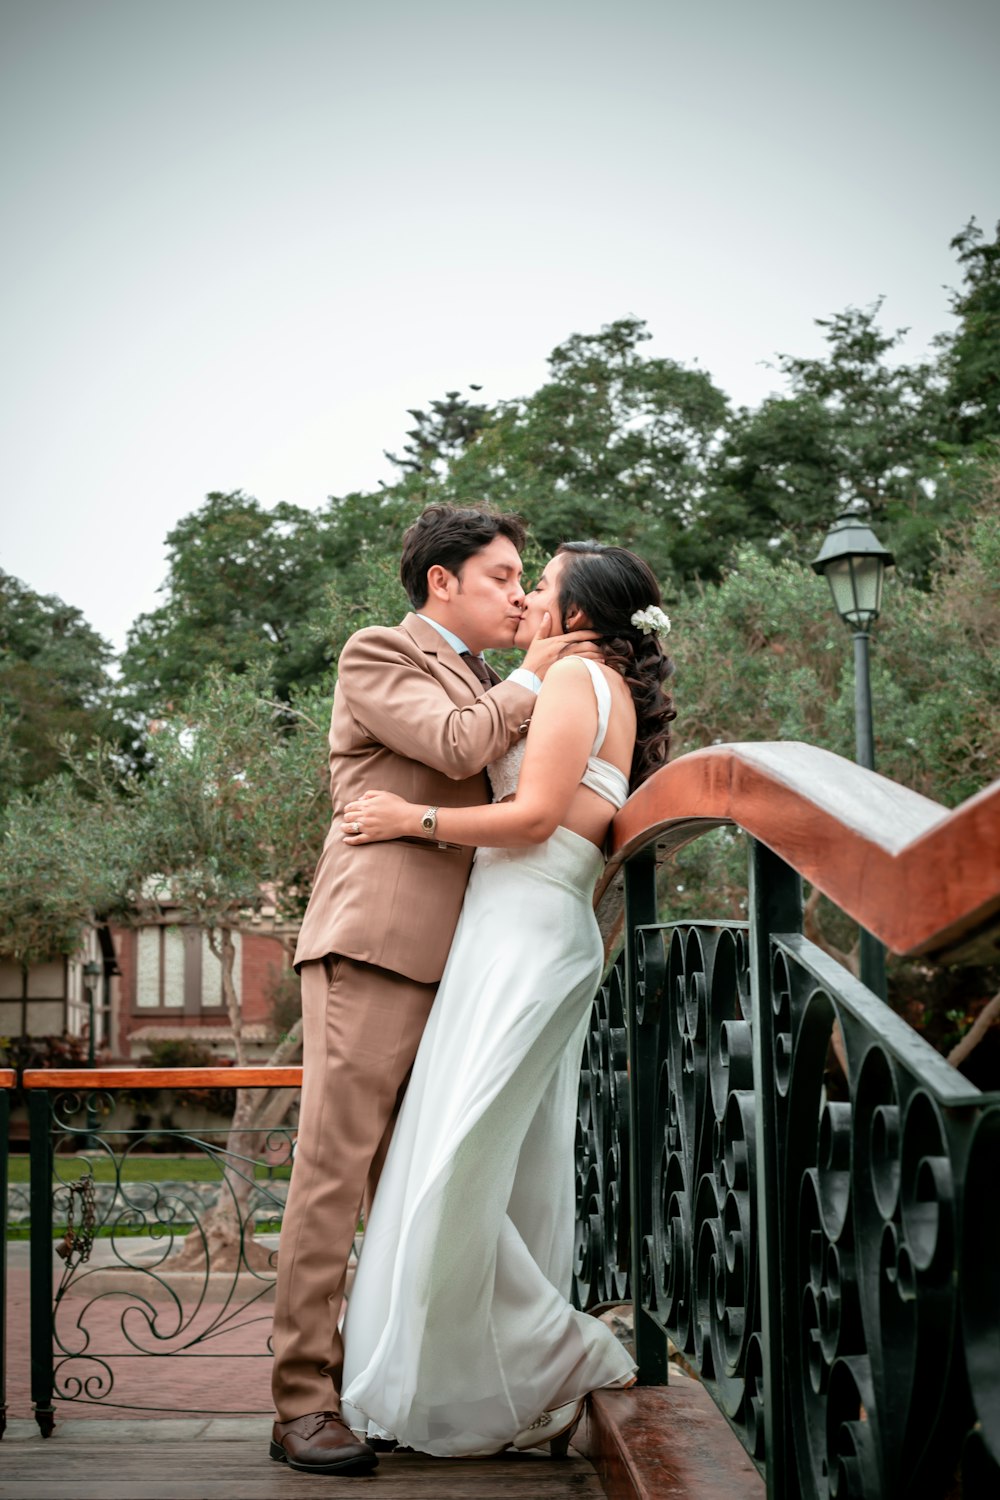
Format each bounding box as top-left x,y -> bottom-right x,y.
486,659 -> 630,809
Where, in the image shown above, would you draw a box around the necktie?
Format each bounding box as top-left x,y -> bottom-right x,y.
461,651 -> 493,691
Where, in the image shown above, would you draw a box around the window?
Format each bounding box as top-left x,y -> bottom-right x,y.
0,957 -> 67,1035
134,927 -> 241,1012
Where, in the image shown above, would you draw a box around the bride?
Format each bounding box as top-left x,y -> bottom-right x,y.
337,540 -> 675,1458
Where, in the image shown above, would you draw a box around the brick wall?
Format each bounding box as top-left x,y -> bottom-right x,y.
240,930 -> 291,1025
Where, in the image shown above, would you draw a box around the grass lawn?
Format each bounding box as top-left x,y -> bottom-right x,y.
6,1155 -> 293,1184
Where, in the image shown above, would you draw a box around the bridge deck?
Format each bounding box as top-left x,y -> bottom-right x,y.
1,1420 -> 606,1498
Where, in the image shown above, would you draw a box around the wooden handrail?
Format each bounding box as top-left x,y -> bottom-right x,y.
22,1067 -> 303,1090
0,1068 -> 15,1088
602,742 -> 1000,960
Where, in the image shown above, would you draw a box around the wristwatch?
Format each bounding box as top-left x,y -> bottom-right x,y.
420,806 -> 439,838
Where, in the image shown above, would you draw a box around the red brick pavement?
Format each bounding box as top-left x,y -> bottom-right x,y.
4,1262 -> 276,1422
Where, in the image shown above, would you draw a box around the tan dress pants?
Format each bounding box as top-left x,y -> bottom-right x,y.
270,955 -> 437,1419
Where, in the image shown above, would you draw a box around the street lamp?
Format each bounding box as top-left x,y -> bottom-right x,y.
812,510 -> 895,1000
82,959 -> 102,1148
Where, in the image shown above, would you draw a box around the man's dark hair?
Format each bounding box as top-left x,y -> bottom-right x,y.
399,504 -> 527,608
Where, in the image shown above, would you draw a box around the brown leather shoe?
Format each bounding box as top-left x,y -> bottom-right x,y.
270,1410 -> 378,1475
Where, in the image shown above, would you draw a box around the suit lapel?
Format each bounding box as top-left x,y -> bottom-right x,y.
400,613 -> 484,697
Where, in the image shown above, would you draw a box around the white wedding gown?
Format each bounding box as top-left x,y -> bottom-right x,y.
341,659 -> 637,1456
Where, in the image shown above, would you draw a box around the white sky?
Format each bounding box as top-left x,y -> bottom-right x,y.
1,0 -> 997,652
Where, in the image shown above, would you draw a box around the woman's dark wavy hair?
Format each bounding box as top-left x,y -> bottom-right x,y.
556,541 -> 676,789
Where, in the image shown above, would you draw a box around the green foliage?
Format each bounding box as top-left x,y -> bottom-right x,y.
119,488 -> 421,720
941,218 -> 1000,447
442,317 -> 731,586
119,491 -> 345,711
5,217 -> 996,1010
0,570 -> 117,798
131,1037 -> 237,1117
0,1030 -> 88,1071
70,667 -> 332,935
706,303 -> 948,583
384,386 -> 493,477
0,774 -> 126,965
142,1037 -> 218,1068
670,496 -> 1000,808
110,220 -> 1000,724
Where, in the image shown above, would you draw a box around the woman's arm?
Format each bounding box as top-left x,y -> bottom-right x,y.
342,658 -> 600,849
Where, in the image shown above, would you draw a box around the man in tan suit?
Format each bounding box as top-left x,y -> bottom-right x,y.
270,504 -> 587,1476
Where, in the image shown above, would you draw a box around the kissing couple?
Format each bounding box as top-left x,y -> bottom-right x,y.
270,503 -> 675,1474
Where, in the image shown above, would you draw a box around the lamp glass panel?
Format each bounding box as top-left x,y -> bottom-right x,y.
824,556 -> 885,624
824,559 -> 859,621
851,555 -> 884,618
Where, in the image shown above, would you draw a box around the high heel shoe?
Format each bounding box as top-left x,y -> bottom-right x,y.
511,1397 -> 585,1458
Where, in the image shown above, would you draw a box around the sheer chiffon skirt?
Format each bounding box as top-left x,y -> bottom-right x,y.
340,826 -> 636,1456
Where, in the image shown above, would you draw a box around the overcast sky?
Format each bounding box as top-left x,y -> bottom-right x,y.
1,0 -> 997,653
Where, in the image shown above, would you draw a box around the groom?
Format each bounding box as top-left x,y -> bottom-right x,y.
270,503 -> 587,1476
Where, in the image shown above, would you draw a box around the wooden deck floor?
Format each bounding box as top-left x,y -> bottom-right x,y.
0,1420 -> 605,1499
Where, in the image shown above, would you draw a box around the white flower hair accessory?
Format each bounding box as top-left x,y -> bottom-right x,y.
630,605 -> 671,641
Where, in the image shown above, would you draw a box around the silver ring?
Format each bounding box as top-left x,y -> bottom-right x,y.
351,820 -> 361,834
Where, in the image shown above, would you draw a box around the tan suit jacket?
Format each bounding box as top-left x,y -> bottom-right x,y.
293,613 -> 537,984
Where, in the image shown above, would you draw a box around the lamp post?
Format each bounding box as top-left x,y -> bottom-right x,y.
811,510 -> 895,1001
82,959 -> 102,1148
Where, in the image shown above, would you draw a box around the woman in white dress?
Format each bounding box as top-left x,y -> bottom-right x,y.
337,542 -> 675,1459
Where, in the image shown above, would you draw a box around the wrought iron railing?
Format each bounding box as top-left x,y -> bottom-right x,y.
574,742 -> 1000,1498
18,1067 -> 303,1434
1,1067 -> 14,1439
7,742 -> 1000,1492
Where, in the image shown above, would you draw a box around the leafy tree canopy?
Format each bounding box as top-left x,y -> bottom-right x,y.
51,217 -> 1000,771
940,217 -> 1000,448
439,317 -> 732,584
705,303 -> 949,582
69,668 -> 332,934
0,774 -> 124,965
119,491 -> 345,711
383,386 -> 493,478
670,486 -> 1000,808
0,570 -> 116,799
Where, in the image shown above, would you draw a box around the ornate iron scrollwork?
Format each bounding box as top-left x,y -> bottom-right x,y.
776,945 -> 1000,1497
647,923 -> 761,1450
574,891 -> 1000,1495
42,1090 -> 295,1414
574,952 -> 631,1310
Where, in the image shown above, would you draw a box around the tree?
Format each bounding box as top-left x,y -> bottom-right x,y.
671,489 -> 999,805
117,237 -> 994,723
0,766 -> 129,1055
118,488 -> 422,722
69,667 -> 333,1267
0,570 -> 116,798
119,492 -> 344,712
940,217 -> 1000,448
0,775 -> 120,968
384,385 -> 493,479
662,485 -> 1000,1051
440,318 -> 731,585
706,303 -> 949,582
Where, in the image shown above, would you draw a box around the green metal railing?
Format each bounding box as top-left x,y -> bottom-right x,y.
573,745 -> 1000,1498
20,1068 -> 302,1433
1,1068 -> 14,1439
6,742 -> 999,1492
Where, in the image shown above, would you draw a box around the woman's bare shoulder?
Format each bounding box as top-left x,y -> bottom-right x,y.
535,656 -> 601,702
